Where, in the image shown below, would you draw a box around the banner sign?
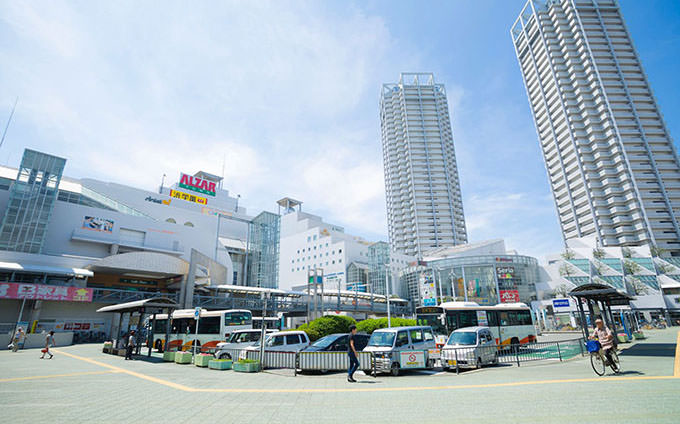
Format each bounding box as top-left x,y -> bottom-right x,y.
82,216 -> 113,233
419,273 -> 437,307
552,299 -> 570,308
145,196 -> 171,205
399,351 -> 425,369
179,173 -> 216,196
500,289 -> 520,303
0,283 -> 93,302
170,189 -> 208,205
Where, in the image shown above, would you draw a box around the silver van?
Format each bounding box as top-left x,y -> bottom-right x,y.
362,326 -> 437,376
441,326 -> 498,370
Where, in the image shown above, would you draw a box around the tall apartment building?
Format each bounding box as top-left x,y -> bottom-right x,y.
380,73 -> 468,258
512,0 -> 680,254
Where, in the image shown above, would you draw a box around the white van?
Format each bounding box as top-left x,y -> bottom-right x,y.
243,331 -> 310,354
441,326 -> 498,370
214,329 -> 276,359
362,326 -> 437,376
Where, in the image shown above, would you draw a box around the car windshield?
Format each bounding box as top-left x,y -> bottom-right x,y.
368,332 -> 396,347
447,332 -> 477,346
310,335 -> 339,349
229,332 -> 259,343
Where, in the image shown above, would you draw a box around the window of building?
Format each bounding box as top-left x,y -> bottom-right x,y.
339,259 -> 342,263
183,221 -> 194,227
307,236 -> 311,242
332,260 -> 335,264
332,250 -> 335,254
339,249 -> 342,254
313,235 -> 317,241
165,218 -> 176,223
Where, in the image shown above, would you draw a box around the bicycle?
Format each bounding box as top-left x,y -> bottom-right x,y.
586,339 -> 620,376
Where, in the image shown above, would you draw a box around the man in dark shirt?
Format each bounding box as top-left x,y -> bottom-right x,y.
347,325 -> 359,383
125,330 -> 136,360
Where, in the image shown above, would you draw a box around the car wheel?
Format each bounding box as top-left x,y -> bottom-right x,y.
476,357 -> 483,369
426,359 -> 435,370
390,362 -> 400,377
442,366 -> 450,372
218,352 -> 232,360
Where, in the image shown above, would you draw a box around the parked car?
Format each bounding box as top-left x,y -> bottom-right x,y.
242,331 -> 310,357
214,329 -> 276,359
441,326 -> 498,370
362,326 -> 437,376
302,333 -> 370,352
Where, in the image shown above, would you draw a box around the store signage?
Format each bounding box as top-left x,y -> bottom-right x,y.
82,216 -> 114,233
0,283 -> 93,302
552,299 -> 570,308
420,273 -> 437,307
496,266 -> 515,280
500,289 -> 520,303
399,351 -> 425,369
170,189 -> 208,205
179,173 -> 216,196
145,196 -> 171,205
476,310 -> 489,326
496,257 -> 513,262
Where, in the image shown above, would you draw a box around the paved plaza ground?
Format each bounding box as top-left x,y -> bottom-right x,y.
1,328 -> 679,423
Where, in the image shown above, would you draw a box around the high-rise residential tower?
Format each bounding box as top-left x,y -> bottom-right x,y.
380,73 -> 467,258
512,0 -> 680,254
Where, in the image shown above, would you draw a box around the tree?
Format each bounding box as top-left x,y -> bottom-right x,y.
622,247 -> 632,259
558,263 -> 575,277
650,245 -> 666,258
630,278 -> 649,296
552,284 -> 570,298
355,317 -> 417,334
297,315 -> 357,341
592,248 -> 605,260
561,249 -> 576,260
623,260 -> 642,276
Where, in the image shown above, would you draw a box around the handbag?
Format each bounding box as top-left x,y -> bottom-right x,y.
41,348 -> 48,353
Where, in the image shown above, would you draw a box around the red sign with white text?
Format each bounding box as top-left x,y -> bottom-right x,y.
0,283 -> 93,302
500,289 -> 520,303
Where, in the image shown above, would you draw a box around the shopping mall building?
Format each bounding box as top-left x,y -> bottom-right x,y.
0,148 -> 281,342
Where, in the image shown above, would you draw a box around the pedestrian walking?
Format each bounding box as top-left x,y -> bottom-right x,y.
10,327 -> 25,352
40,331 -> 55,359
125,330 -> 136,360
347,325 -> 360,383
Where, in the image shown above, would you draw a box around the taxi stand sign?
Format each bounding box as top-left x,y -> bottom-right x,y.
192,307 -> 201,359
399,350 -> 426,369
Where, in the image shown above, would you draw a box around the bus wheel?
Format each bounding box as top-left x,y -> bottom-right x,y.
390,363 -> 400,377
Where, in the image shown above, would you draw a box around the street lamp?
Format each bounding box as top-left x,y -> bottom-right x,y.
385,263 -> 391,328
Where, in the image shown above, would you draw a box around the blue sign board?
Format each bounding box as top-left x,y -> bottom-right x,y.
552,299 -> 570,308
423,298 -> 437,306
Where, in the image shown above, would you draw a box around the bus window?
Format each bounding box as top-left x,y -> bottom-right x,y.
487,311 -> 499,327
518,310 -> 533,326
198,316 -> 221,334
225,312 -> 252,326
416,315 -> 446,337
498,312 -> 509,326
458,311 -> 477,328
446,312 -> 459,331
153,319 -> 167,334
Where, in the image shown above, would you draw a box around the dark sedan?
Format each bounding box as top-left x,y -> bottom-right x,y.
302,333 -> 370,352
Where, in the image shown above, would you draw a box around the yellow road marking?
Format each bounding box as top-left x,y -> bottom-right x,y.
674,330 -> 680,377
0,370 -> 119,383
54,349 -> 680,394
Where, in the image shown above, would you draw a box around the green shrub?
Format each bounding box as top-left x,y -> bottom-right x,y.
236,359 -> 259,364
297,315 -> 357,341
356,318 -> 417,334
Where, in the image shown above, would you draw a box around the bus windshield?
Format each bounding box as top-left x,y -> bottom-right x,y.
447,331 -> 477,346
416,314 -> 447,337
368,332 -> 395,347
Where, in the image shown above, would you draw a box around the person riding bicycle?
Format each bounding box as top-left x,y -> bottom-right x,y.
589,318 -> 615,365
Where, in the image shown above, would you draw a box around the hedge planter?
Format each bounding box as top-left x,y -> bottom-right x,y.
195,354 -> 213,367
233,360 -> 260,373
209,359 -> 233,370
103,342 -> 113,353
632,331 -> 646,340
163,351 -> 176,362
174,351 -> 193,364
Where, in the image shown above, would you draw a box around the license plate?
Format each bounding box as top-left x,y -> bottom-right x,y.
448,360 -> 457,365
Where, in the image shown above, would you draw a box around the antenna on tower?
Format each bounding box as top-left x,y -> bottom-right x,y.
0,97 -> 18,150
220,153 -> 226,189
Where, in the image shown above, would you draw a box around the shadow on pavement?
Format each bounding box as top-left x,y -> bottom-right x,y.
130,355 -> 166,364
611,370 -> 645,376
620,343 -> 676,358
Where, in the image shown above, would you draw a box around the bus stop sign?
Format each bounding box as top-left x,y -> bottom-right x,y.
194,307 -> 201,320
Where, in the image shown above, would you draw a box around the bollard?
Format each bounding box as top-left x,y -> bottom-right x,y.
557,342 -> 562,362
372,352 -> 377,378
579,339 -> 584,357
516,345 -> 520,367
294,352 -> 299,377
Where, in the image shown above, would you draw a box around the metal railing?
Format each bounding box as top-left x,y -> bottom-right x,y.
440,338 -> 585,373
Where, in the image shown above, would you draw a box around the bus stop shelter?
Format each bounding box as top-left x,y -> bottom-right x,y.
569,283 -> 634,341
97,297 -> 178,357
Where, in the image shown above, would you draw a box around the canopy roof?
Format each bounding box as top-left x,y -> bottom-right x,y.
96,297 -> 179,314
568,283 -> 634,304
0,261 -> 93,278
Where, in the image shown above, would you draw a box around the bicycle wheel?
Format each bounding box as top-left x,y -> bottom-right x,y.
609,350 -> 621,374
590,353 -> 605,376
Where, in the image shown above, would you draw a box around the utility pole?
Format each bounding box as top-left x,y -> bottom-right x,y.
385,263 -> 391,328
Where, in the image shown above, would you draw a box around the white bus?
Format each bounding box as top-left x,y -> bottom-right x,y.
150,309 -> 252,352
253,316 -> 283,331
416,302 -> 536,347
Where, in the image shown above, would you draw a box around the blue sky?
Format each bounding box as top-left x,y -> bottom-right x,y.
0,1 -> 679,260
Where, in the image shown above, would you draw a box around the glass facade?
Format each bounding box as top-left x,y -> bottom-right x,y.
0,149 -> 66,253
400,254 -> 540,307
368,241 -> 390,296
346,262 -> 369,292
247,211 -> 280,288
